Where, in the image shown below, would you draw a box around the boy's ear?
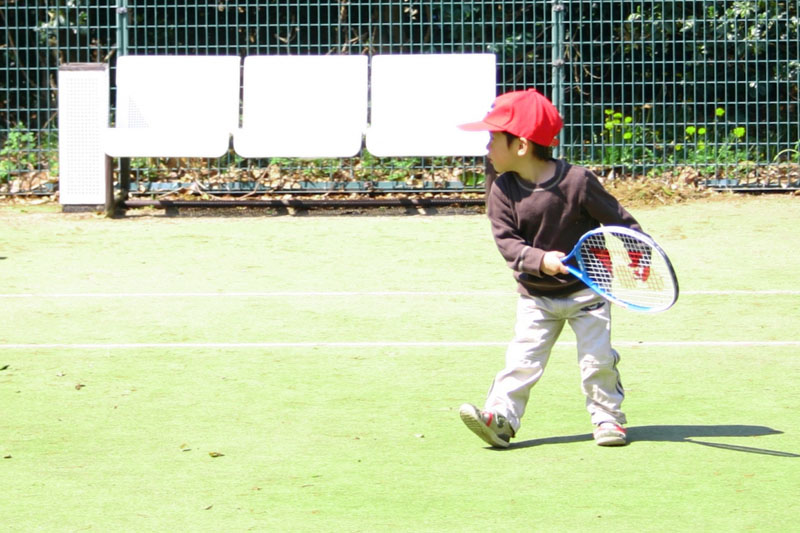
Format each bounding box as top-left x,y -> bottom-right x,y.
515,137 -> 531,157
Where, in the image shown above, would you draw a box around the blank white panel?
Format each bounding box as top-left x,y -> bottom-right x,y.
104,56 -> 241,157
104,130 -> 234,159
367,54 -> 496,157
58,64 -> 109,205
234,55 -> 368,158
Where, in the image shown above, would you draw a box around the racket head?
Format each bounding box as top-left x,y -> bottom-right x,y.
569,226 -> 679,312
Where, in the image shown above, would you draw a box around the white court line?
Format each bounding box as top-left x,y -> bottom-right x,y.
682,290 -> 800,295
1,291 -> 506,298
0,290 -> 798,298
1,340 -> 798,350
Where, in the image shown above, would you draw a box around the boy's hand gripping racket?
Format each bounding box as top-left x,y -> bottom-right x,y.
561,226 -> 679,312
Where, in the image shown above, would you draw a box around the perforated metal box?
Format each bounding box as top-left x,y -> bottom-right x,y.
58,64 -> 110,207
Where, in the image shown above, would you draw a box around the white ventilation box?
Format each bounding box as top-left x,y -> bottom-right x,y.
58,63 -> 110,207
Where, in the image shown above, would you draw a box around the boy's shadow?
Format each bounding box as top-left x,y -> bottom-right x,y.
510,424 -> 798,457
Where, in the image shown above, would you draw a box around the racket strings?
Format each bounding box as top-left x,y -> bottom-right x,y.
577,232 -> 675,308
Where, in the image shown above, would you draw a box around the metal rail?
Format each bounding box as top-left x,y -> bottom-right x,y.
123,196 -> 487,214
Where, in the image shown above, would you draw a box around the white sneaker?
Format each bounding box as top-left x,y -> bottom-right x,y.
459,403 -> 515,448
593,422 -> 627,446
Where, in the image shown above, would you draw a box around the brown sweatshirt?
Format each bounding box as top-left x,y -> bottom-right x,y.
487,159 -> 643,297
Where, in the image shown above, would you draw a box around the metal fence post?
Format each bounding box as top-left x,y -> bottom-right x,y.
551,0 -> 565,158
116,0 -> 130,209
116,0 -> 129,56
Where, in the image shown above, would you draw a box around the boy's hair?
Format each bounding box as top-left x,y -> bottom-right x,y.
503,131 -> 553,161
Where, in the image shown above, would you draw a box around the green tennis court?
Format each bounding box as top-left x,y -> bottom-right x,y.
1,196 -> 798,531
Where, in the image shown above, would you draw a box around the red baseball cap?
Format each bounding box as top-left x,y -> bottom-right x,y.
458,88 -> 563,147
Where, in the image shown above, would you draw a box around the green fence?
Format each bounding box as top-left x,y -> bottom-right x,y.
2,1 -> 799,196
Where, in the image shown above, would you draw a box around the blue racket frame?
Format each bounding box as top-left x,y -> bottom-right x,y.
561,226 -> 679,312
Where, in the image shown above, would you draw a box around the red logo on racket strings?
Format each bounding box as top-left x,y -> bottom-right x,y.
588,247 -> 614,276
627,250 -> 651,281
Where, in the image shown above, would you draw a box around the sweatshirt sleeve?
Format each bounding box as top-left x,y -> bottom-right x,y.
487,180 -> 546,276
582,172 -> 644,232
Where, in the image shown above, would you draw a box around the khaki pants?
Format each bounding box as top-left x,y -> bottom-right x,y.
485,289 -> 626,433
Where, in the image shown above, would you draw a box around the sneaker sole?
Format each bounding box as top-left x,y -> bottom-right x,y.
459,405 -> 510,448
595,435 -> 627,446
593,426 -> 628,447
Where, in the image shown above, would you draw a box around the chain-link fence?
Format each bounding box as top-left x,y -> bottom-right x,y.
2,1 -> 799,196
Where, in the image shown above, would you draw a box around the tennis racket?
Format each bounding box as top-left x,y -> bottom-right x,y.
561,226 -> 679,312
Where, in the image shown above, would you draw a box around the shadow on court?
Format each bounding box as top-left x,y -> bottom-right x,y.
508,424 -> 798,457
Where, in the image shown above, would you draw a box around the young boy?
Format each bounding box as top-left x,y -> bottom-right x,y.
457,88 -> 644,448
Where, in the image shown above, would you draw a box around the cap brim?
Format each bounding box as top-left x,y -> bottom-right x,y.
457,120 -> 502,132
459,118 -> 561,147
